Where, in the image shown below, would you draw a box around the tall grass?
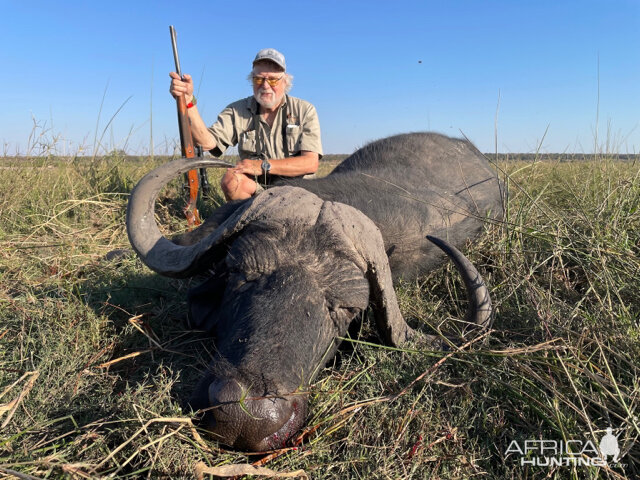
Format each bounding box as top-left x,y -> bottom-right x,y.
0,147 -> 638,478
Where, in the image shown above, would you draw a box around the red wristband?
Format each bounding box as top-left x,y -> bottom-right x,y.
186,101 -> 195,109
186,96 -> 197,109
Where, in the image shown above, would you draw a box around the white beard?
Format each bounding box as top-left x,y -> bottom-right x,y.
254,91 -> 282,110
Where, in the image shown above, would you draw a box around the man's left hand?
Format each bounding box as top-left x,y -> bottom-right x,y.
234,158 -> 263,176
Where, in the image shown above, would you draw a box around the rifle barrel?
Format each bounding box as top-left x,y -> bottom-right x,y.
169,25 -> 182,78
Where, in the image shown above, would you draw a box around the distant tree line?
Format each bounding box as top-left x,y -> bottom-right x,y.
482,153 -> 640,162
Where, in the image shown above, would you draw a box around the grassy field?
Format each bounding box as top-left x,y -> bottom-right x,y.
0,152 -> 638,479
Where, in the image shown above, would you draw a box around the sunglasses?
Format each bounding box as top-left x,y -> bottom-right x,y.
252,74 -> 285,87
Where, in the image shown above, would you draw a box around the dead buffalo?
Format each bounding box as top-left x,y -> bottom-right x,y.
126,132 -> 503,451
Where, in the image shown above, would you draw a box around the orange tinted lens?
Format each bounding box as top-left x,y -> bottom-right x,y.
253,76 -> 281,86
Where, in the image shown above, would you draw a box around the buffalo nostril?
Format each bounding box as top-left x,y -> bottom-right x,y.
259,397 -> 308,450
208,378 -> 244,405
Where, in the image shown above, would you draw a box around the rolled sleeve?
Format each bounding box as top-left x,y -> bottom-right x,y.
298,103 -> 323,157
207,105 -> 238,157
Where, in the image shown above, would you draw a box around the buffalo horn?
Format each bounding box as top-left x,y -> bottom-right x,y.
126,157 -> 235,278
426,235 -> 493,331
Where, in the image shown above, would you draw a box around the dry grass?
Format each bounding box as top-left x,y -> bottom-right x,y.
0,150 -> 638,479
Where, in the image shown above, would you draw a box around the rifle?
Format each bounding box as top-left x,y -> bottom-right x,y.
170,25 -> 201,227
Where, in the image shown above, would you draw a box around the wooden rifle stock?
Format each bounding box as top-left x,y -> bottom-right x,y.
170,25 -> 201,227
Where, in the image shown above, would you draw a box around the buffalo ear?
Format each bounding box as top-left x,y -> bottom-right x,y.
317,202 -> 414,347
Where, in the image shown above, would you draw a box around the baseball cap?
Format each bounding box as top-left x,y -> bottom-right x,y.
253,48 -> 286,71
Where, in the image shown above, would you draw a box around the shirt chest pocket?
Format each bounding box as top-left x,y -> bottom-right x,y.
239,130 -> 257,157
285,124 -> 302,154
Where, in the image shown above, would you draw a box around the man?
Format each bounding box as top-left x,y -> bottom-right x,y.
170,48 -> 322,200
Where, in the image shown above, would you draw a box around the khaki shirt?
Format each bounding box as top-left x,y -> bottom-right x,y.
207,95 -> 323,160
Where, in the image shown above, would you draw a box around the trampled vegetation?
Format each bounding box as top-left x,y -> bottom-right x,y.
0,151 -> 638,479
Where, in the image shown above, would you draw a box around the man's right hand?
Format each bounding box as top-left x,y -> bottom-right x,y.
169,72 -> 194,103
168,71 -> 217,153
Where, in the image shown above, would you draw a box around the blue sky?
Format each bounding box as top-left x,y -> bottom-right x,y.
1,0 -> 638,155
